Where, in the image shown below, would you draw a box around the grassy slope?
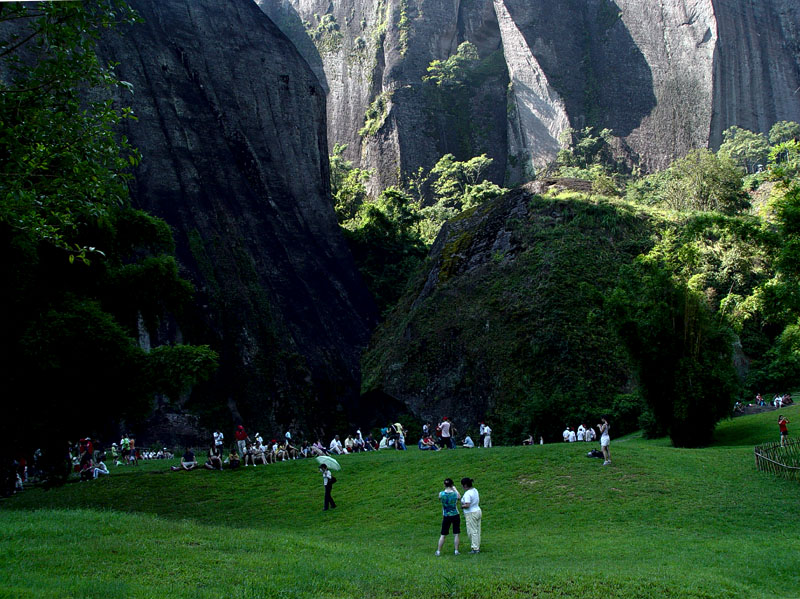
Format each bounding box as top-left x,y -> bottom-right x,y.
1,406 -> 799,599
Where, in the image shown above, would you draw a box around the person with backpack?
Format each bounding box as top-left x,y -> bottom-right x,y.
320,463 -> 336,511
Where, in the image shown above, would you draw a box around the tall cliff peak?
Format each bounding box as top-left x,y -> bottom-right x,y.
97,0 -> 377,438
262,0 -> 800,181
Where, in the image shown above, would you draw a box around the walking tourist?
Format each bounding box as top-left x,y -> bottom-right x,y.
320,463 -> 336,511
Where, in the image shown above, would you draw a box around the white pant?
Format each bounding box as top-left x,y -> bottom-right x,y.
465,508 -> 482,550
237,440 -> 247,456
483,435 -> 491,448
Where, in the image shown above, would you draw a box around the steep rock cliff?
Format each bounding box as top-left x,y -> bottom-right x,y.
263,0 -> 800,180
97,0 -> 377,438
259,0 -> 510,192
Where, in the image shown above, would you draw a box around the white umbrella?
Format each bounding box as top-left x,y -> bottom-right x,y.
315,455 -> 341,471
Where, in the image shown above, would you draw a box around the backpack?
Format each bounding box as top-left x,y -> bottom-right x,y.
587,449 -> 604,459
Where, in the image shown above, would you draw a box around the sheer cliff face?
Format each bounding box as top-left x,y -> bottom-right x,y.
98,0 -> 377,435
263,0 -> 800,179
259,0 -> 510,191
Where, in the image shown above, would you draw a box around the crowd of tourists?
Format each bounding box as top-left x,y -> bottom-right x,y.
561,424 -> 598,443
170,418 -> 493,472
737,392 -> 794,413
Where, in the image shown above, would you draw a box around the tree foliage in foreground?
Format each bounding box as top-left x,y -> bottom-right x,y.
0,1 -> 217,462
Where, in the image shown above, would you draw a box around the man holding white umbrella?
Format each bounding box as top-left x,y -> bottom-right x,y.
316,456 -> 340,511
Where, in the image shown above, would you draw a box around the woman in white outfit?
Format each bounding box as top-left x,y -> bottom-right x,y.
598,417 -> 611,465
460,477 -> 482,553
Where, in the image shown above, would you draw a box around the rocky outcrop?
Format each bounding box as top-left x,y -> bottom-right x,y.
362,184 -> 654,441
97,0 -> 377,439
262,0 -> 800,180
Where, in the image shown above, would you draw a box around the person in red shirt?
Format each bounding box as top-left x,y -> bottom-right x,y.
778,415 -> 789,447
235,425 -> 249,462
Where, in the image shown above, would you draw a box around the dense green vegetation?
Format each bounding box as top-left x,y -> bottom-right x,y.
0,2 -> 217,469
362,123 -> 800,447
332,146 -> 504,315
1,408 -> 798,598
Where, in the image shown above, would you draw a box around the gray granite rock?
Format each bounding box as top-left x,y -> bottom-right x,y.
97,0 -> 377,438
263,0 -> 800,180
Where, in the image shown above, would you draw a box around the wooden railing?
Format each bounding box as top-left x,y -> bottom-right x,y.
754,438 -> 800,481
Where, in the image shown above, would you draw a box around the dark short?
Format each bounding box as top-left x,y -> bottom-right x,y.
440,514 -> 461,536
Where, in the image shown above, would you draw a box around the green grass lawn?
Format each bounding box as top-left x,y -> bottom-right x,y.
2,406 -> 799,599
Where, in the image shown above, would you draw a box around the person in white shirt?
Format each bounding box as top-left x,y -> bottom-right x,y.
460,477 -> 481,553
462,435 -> 475,448
93,461 -> 109,478
329,435 -> 344,455
478,422 -> 486,447
562,427 -> 570,442
585,427 -> 596,443
598,417 -> 611,465
440,418 -> 453,449
577,424 -> 585,442
568,429 -> 576,442
213,430 -> 224,451
483,424 -> 492,448
320,464 -> 336,510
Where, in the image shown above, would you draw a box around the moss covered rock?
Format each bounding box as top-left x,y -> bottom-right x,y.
363,183 -> 656,443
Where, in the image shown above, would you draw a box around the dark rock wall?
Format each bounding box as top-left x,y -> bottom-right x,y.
98,0 -> 377,439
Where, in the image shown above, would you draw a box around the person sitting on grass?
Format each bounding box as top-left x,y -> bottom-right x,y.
311,439 -> 328,457
276,442 -> 290,462
171,449 -> 197,471
246,442 -> 262,467
204,447 -> 223,470
419,436 -> 439,451
329,435 -> 345,455
284,440 -> 299,459
522,434 -> 534,445
227,450 -> 240,469
93,460 -> 109,478
462,435 -> 475,448
79,454 -> 94,481
250,443 -> 267,466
